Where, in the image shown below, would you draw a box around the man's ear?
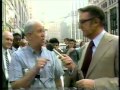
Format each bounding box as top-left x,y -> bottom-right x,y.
94,18 -> 100,23
92,18 -> 101,26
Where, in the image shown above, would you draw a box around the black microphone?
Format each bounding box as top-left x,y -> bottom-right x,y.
46,43 -> 71,65
35,74 -> 40,78
46,43 -> 64,58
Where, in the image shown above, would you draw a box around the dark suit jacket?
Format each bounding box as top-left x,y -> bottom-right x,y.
2,69 -> 8,90
69,50 -> 79,64
68,32 -> 119,90
2,48 -> 12,90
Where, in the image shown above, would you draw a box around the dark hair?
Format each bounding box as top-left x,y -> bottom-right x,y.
49,38 -> 59,44
13,33 -> 21,37
68,39 -> 76,48
69,39 -> 76,42
80,41 -> 85,47
78,5 -> 105,25
64,38 -> 69,41
21,32 -> 25,39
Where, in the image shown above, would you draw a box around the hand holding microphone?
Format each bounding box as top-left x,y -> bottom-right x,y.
46,43 -> 76,70
46,43 -> 64,58
60,54 -> 76,70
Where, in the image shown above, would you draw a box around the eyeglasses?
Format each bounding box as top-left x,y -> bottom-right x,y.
79,17 -> 95,24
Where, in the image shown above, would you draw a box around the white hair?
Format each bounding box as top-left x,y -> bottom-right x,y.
24,19 -> 43,35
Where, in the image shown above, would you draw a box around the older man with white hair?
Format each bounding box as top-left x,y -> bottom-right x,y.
9,20 -> 64,90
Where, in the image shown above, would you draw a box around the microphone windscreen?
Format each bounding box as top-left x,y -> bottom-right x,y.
46,43 -> 71,65
46,43 -> 54,51
46,43 -> 64,58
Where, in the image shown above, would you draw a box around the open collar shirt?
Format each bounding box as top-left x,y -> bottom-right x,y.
9,46 -> 64,89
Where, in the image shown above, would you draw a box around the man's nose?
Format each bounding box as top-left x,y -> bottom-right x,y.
8,40 -> 13,44
41,32 -> 45,37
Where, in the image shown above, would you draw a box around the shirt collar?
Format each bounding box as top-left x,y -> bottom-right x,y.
93,30 -> 106,47
2,47 -> 8,54
27,46 -> 43,55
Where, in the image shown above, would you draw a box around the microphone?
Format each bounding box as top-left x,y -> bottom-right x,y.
46,43 -> 71,65
35,74 -> 40,78
46,43 -> 64,58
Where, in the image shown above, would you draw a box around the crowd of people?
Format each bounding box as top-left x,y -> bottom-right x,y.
2,5 -> 119,90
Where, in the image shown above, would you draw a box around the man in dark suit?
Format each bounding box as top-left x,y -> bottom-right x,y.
61,5 -> 119,90
2,31 -> 14,90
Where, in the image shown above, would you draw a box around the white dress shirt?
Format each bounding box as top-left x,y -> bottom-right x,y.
92,30 -> 106,55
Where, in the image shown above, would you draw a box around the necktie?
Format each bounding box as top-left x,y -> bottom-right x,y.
81,41 -> 94,77
5,51 -> 9,71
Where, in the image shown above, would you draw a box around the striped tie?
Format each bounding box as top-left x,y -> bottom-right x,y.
5,51 -> 9,71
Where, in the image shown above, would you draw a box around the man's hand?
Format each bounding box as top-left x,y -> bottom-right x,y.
60,54 -> 76,70
11,58 -> 49,89
35,58 -> 48,70
76,79 -> 95,89
66,48 -> 75,55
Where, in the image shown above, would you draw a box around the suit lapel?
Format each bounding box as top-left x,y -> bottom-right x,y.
86,33 -> 114,78
8,49 -> 12,56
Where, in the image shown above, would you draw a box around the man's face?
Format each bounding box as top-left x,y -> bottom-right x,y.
64,39 -> 69,45
52,43 -> 59,49
79,12 -> 96,38
19,39 -> 28,47
30,23 -> 45,46
2,33 -> 13,49
69,41 -> 75,48
13,35 -> 21,47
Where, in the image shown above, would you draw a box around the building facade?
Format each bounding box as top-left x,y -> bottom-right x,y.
2,0 -> 29,34
59,0 -> 89,42
45,21 -> 62,42
71,0 -> 89,42
59,15 -> 72,42
88,0 -> 119,35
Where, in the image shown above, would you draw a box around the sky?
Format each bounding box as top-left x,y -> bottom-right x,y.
30,0 -> 73,22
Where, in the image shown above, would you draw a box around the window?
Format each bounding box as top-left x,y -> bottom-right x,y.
89,0 -> 92,2
110,7 -> 117,35
18,1 -> 21,27
109,0 -> 115,5
111,0 -> 114,3
14,0 -> 17,8
96,0 -> 99,3
114,0 -> 116,2
104,12 -> 108,32
109,0 -> 111,5
101,2 -> 107,9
